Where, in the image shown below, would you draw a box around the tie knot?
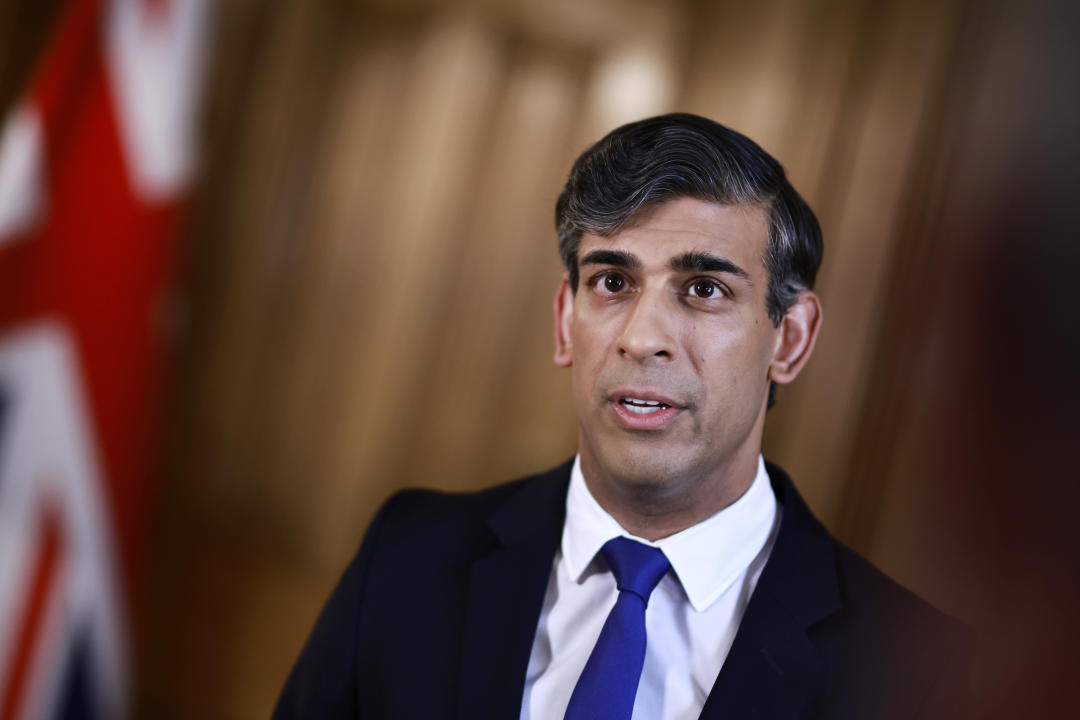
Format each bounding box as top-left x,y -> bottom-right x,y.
600,537 -> 670,603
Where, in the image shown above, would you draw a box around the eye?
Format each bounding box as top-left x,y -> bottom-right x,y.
587,271 -> 630,295
603,274 -> 626,293
688,279 -> 725,299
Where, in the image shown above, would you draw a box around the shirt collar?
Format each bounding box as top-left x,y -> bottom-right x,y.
561,454 -> 778,613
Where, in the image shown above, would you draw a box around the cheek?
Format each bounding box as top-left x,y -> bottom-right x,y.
568,326 -> 606,393
571,313 -> 617,361
692,329 -> 743,370
695,330 -> 771,392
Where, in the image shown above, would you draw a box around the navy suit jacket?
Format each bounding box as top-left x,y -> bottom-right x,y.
273,460 -> 971,719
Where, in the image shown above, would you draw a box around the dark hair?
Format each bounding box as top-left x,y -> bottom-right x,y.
555,113 -> 823,326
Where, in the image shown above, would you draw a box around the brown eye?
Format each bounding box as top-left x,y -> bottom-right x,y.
691,280 -> 718,298
603,274 -> 625,293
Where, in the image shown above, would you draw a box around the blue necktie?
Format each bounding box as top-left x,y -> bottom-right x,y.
564,537 -> 671,720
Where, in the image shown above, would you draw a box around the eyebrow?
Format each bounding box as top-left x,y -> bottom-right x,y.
670,251 -> 751,281
579,249 -> 641,269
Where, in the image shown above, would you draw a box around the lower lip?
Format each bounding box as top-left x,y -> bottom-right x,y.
610,400 -> 684,430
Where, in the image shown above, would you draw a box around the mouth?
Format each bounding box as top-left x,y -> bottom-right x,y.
618,397 -> 673,415
609,391 -> 684,430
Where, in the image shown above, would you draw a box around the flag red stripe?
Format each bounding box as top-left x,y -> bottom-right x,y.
0,0 -> 182,594
0,504 -> 63,720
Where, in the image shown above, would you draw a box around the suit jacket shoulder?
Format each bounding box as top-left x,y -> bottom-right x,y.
702,462 -> 973,719
272,461 -> 571,720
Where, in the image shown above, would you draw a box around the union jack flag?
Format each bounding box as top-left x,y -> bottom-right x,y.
0,1 -> 210,718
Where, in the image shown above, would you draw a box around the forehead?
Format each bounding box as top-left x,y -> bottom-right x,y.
581,197 -> 770,271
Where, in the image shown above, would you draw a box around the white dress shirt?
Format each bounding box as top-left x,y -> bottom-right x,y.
520,455 -> 781,720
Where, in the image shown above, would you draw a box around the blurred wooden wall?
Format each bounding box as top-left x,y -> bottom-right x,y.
5,0 -> 1075,718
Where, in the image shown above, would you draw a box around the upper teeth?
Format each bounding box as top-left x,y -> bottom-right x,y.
622,398 -> 666,407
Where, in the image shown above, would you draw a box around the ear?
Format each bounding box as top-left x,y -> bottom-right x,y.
553,275 -> 574,367
768,290 -> 822,384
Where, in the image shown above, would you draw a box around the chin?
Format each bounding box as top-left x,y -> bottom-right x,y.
594,440 -> 696,489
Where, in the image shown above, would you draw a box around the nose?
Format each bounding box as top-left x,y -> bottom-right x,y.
617,289 -> 676,363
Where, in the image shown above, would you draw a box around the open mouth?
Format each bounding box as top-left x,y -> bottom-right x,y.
610,392 -> 683,430
619,397 -> 673,415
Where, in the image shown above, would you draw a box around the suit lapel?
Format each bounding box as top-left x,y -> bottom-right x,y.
456,461 -> 571,720
699,588 -> 822,718
700,464 -> 842,719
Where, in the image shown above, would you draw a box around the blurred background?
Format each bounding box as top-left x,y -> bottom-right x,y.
0,0 -> 1077,718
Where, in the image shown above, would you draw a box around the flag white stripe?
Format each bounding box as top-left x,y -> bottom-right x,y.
0,324 -> 128,719
0,105 -> 46,244
105,0 -> 210,200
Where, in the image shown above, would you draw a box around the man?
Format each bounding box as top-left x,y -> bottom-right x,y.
273,114 -> 970,719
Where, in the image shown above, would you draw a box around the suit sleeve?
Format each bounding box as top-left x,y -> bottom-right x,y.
271,493 -> 399,719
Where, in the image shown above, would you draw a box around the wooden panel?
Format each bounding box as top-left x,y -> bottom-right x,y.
848,1 -> 1080,715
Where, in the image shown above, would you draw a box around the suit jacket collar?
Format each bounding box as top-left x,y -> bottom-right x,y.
457,459 -> 841,719
456,459 -> 572,719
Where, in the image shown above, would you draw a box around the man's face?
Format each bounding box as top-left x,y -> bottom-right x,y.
554,197 -> 782,505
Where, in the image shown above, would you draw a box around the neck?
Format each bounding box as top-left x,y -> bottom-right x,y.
579,449 -> 760,541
